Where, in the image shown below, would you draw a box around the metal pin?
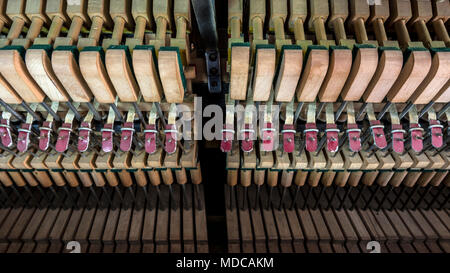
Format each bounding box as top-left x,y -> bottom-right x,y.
316,102 -> 325,117
437,102 -> 450,118
40,102 -> 60,122
356,102 -> 368,121
133,102 -> 147,126
418,101 -> 435,119
155,102 -> 167,128
0,99 -> 26,122
377,102 -> 392,121
398,102 -> 414,120
20,102 -> 42,122
110,103 -> 123,122
66,101 -> 82,121
86,102 -> 102,121
294,102 -> 304,124
334,101 -> 348,122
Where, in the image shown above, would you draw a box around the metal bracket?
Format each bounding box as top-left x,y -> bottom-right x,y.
205,49 -> 222,94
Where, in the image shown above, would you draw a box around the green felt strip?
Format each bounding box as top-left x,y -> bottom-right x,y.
81,46 -> 105,63
54,45 -> 80,63
404,47 -> 429,65
352,43 -> 376,59
0,45 -> 27,59
29,44 -> 53,58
